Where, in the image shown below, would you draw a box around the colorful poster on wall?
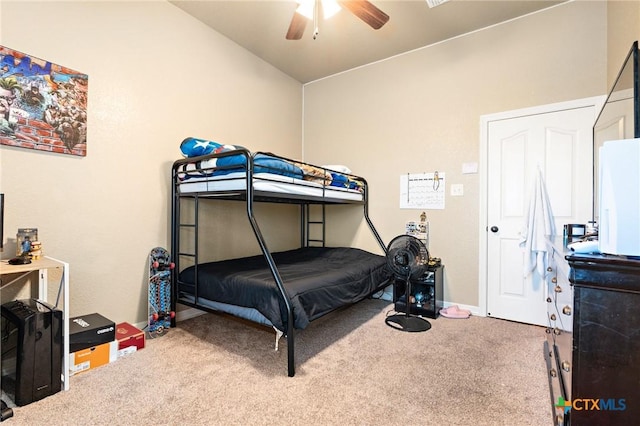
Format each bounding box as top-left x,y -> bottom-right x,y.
0,45 -> 88,156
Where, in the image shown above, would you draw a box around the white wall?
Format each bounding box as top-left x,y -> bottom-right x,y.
0,1 -> 302,323
607,0 -> 640,87
303,1 -> 608,308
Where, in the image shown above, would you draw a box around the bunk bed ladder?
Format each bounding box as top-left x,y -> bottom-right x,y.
302,204 -> 326,248
179,195 -> 199,264
171,190 -> 200,326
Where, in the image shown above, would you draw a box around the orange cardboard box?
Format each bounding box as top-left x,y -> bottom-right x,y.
116,322 -> 145,355
69,341 -> 118,376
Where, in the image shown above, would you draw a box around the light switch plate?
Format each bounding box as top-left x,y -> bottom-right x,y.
451,184 -> 464,196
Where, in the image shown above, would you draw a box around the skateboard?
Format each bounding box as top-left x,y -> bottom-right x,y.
148,247 -> 175,337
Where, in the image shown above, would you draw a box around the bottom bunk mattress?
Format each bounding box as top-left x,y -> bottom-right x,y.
177,247 -> 391,332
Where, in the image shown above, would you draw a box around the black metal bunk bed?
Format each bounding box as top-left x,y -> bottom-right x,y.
170,146 -> 389,377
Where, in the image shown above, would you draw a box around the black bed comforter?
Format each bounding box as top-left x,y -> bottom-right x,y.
178,247 -> 391,332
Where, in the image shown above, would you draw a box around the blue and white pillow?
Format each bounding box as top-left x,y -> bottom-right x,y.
180,137 -> 240,158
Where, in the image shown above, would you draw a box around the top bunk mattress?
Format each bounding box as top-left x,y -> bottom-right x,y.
177,171 -> 363,201
177,247 -> 391,332
173,137 -> 366,203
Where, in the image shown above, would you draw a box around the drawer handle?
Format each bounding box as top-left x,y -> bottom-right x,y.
551,277 -> 558,284
550,368 -> 557,377
562,305 -> 572,315
562,361 -> 571,372
553,327 -> 561,335
546,297 -> 552,303
550,313 -> 556,321
545,327 -> 551,334
547,266 -> 553,272
554,285 -> 562,293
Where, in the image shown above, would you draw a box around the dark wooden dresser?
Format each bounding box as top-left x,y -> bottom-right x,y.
562,253 -> 640,425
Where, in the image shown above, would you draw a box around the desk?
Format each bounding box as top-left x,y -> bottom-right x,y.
0,257 -> 70,392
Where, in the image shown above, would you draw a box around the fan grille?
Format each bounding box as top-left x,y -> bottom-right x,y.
386,235 -> 429,280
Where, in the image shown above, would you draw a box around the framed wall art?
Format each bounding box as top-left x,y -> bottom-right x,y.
0,45 -> 88,156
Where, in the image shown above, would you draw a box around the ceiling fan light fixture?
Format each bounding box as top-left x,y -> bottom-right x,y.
295,0 -> 315,19
295,0 -> 341,20
287,0 -> 387,40
322,0 -> 341,19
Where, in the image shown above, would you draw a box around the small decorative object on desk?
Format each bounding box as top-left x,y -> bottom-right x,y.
16,228 -> 38,257
405,211 -> 429,249
29,240 -> 42,260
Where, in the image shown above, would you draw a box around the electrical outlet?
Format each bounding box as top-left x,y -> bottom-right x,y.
451,184 -> 464,196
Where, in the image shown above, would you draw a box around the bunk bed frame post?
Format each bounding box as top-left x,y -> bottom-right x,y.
362,179 -> 387,254
170,166 -> 179,328
193,195 -> 200,304
242,151 -> 297,377
321,204 -> 326,247
300,206 -> 306,248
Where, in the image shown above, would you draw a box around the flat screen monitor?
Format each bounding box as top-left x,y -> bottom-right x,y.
593,41 -> 640,224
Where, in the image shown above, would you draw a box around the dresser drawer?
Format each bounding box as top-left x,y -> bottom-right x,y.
547,247 -> 573,333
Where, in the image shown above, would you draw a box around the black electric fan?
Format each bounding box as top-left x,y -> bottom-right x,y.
385,235 -> 431,332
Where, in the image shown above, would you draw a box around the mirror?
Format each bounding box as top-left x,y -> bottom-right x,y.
593,41 -> 639,223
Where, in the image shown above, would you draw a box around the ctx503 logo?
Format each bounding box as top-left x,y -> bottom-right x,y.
556,396 -> 626,413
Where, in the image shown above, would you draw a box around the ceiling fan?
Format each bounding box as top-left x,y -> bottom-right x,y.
286,0 -> 389,40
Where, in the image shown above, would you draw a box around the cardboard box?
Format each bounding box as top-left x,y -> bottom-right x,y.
69,313 -> 115,353
116,322 -> 145,354
69,341 -> 118,376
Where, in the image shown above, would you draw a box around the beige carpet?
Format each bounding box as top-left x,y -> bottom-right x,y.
7,299 -> 551,425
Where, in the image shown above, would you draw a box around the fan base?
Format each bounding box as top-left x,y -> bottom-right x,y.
385,314 -> 431,332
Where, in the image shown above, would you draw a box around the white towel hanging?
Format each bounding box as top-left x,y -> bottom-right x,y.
519,169 -> 556,277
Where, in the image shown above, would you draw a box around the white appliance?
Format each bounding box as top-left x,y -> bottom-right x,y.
598,138 -> 640,256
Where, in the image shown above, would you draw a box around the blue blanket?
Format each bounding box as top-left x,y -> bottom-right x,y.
180,137 -> 303,179
329,172 -> 362,190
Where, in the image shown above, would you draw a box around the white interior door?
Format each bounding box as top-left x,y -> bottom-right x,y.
485,104 -> 595,326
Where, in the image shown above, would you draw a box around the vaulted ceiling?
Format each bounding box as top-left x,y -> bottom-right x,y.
170,0 -> 566,83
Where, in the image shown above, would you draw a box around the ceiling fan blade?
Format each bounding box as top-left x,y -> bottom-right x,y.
286,11 -> 307,40
338,1 -> 389,30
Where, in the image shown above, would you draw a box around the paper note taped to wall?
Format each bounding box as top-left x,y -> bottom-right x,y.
400,172 -> 445,209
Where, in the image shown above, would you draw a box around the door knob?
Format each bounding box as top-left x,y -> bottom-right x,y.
490,226 -> 499,233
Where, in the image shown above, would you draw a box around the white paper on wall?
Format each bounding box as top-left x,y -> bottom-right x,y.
400,172 -> 445,209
